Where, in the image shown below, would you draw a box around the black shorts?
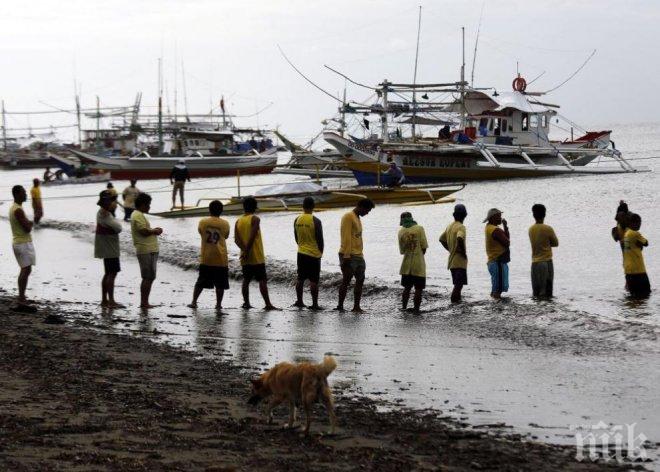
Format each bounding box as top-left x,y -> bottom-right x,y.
450,268 -> 468,286
626,273 -> 651,298
401,274 -> 426,289
242,263 -> 267,283
103,258 -> 121,274
196,265 -> 229,290
297,253 -> 321,283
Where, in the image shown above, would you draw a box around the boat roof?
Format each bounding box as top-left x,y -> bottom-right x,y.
462,90 -> 556,115
254,182 -> 324,196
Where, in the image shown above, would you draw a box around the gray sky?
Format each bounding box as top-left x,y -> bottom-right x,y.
1,0 -> 658,142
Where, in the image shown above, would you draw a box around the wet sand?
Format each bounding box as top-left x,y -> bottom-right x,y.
0,299 -> 629,471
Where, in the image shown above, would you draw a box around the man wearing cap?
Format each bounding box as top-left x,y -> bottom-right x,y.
95,190 -> 124,308
484,208 -> 510,299
440,204 -> 468,303
170,159 -> 191,209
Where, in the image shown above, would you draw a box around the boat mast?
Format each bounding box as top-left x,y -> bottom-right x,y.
75,94 -> 82,147
95,95 -> 100,152
340,84 -> 346,137
1,100 -> 6,151
381,79 -> 389,143
157,58 -> 163,155
460,26 -> 466,130
411,5 -> 422,142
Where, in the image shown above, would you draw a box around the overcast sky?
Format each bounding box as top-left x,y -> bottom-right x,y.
0,0 -> 658,142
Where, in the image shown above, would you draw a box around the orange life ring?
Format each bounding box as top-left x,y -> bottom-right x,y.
512,76 -> 527,92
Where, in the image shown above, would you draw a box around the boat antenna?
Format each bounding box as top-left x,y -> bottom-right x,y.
174,41 -> 178,121
470,1 -> 485,87
411,5 -> 422,141
543,49 -> 596,94
277,45 -> 342,102
157,57 -> 163,154
181,58 -> 190,121
460,26 -> 466,129
323,64 -> 377,90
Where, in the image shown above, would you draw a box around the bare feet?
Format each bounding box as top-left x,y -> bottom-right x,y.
140,304 -> 158,309
333,306 -> 345,312
264,304 -> 280,311
108,302 -> 126,309
309,305 -> 324,311
292,301 -> 306,308
242,302 -> 253,309
351,306 -> 364,313
101,300 -> 109,307
187,302 -> 197,309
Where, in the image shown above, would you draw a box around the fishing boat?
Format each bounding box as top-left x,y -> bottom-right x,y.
272,130 -> 353,178
153,181 -> 464,218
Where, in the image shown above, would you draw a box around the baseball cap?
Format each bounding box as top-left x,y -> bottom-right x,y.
97,190 -> 117,206
483,208 -> 502,223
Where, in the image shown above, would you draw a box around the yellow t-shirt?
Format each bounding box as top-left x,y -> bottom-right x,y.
295,213 -> 322,258
439,221 -> 467,269
623,229 -> 648,275
339,211 -> 363,257
528,223 -> 558,263
398,224 -> 428,277
485,224 -> 506,263
9,203 -> 32,244
130,210 -> 159,254
30,186 -> 42,206
198,216 -> 230,267
235,214 -> 265,265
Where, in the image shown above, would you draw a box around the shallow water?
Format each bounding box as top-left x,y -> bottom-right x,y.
1,122 -> 659,465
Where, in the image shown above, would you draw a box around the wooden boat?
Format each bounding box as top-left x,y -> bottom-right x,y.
42,172 -> 111,186
153,182 -> 464,218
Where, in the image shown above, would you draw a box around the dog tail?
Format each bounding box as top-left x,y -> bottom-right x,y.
318,355 -> 337,378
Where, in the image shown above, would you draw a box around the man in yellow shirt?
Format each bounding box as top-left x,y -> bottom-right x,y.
10,185 -> 35,305
440,204 -> 468,303
398,212 -> 428,312
622,213 -> 651,298
293,197 -> 324,310
130,193 -> 163,308
528,204 -> 559,298
189,200 -> 231,309
234,197 -> 277,310
336,198 -> 375,312
484,208 -> 510,299
122,179 -> 141,221
30,178 -> 43,225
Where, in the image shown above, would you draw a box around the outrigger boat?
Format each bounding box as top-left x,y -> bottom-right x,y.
153,181 -> 464,218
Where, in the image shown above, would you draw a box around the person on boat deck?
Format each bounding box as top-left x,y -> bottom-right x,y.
130,193 -> 163,309
95,190 -> 124,308
484,208 -> 510,299
336,198 -> 375,312
528,204 -> 559,299
43,167 -> 54,182
385,161 -> 405,187
189,200 -> 231,310
398,211 -> 428,312
611,200 -> 631,253
438,125 -> 451,140
170,159 -> 191,210
234,197 -> 277,310
622,213 -> 651,299
478,122 -> 488,137
122,179 -> 141,222
440,204 -> 468,303
30,179 -> 43,225
293,196 -> 324,310
10,185 -> 35,305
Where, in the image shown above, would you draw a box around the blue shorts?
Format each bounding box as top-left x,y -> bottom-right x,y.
487,261 -> 509,294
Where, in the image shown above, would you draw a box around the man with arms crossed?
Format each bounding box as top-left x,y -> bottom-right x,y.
170,159 -> 191,209
122,179 -> 141,221
30,178 -> 43,225
189,200 -> 231,309
9,185 -> 35,305
293,196 -> 324,310
234,197 -> 277,310
131,193 -> 163,308
440,204 -> 468,303
95,190 -> 124,307
484,208 -> 510,299
528,204 -> 559,298
336,198 -> 375,312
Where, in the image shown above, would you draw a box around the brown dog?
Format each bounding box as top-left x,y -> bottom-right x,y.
248,356 -> 337,435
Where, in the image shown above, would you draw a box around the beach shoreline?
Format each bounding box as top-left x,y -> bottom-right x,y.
0,296 -> 631,471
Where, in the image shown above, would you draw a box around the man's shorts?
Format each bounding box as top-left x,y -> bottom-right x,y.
401,274 -> 426,289
297,253 -> 321,283
137,252 -> 158,281
339,255 -> 366,282
450,268 -> 468,286
626,273 -> 651,298
242,263 -> 267,282
103,257 -> 121,274
173,181 -> 185,192
487,261 -> 509,294
13,242 -> 36,268
196,264 -> 230,290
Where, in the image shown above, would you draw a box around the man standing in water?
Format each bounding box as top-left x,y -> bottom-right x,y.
439,204 -> 468,303
122,179 -> 141,221
336,198 -> 375,312
293,196 -> 324,310
30,178 -> 43,225
131,193 -> 163,308
9,185 -> 35,305
234,197 -> 277,310
189,200 -> 230,309
170,159 -> 191,209
623,213 -> 651,298
95,190 -> 124,308
484,208 -> 510,299
398,211 -> 428,312
528,204 -> 559,298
